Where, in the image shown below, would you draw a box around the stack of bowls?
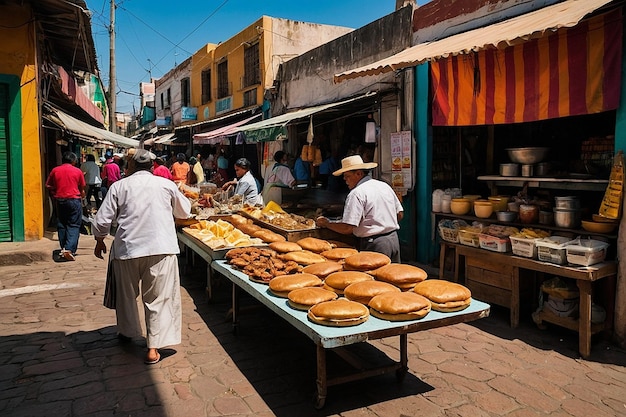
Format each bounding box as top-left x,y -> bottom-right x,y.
474,200 -> 494,218
488,196 -> 509,212
553,196 -> 581,228
450,198 -> 471,215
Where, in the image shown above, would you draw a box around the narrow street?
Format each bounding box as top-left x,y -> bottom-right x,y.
0,236 -> 625,416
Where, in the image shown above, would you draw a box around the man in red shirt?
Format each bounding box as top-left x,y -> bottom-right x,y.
101,156 -> 122,197
45,151 -> 86,261
153,157 -> 173,180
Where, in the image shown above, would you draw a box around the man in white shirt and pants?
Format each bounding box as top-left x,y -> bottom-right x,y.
92,148 -> 191,364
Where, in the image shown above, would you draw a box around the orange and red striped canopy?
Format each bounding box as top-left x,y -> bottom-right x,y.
431,8 -> 622,126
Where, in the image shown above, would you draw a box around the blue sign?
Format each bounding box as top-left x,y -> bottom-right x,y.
181,106 -> 198,121
156,116 -> 172,126
216,97 -> 232,115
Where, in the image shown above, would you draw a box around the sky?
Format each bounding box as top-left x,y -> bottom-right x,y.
84,0 -> 402,115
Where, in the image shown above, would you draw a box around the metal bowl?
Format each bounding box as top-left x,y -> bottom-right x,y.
506,147 -> 550,164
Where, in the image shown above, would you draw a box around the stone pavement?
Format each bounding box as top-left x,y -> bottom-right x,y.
0,235 -> 625,417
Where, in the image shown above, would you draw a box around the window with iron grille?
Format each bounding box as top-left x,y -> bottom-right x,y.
243,89 -> 257,107
181,78 -> 190,107
166,88 -> 171,108
201,69 -> 211,103
217,60 -> 229,99
160,92 -> 164,110
243,43 -> 260,88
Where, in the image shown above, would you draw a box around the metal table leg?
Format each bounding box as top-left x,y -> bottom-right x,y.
231,282 -> 239,335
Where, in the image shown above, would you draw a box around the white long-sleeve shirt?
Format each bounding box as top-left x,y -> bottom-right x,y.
92,170 -> 191,259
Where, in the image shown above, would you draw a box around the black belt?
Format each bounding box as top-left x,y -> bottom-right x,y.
360,230 -> 396,241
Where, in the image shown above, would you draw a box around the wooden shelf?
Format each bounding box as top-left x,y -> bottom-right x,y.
478,175 -> 608,192
434,212 -> 617,239
532,308 -> 607,334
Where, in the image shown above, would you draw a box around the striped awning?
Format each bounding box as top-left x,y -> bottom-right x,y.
334,0 -> 614,82
432,7 -> 622,125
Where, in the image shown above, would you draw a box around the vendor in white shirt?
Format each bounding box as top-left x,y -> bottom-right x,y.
222,157 -> 263,206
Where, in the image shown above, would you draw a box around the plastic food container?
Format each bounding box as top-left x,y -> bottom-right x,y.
509,235 -> 540,258
438,219 -> 468,243
458,227 -> 481,247
535,236 -> 576,265
478,233 -> 511,252
565,238 -> 610,266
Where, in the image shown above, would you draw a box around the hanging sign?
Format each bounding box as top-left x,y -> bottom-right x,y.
390,131 -> 412,189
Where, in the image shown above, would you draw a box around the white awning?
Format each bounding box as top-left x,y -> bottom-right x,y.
234,92 -> 377,133
144,132 -> 176,146
193,113 -> 262,144
44,105 -> 139,148
334,0 -> 614,82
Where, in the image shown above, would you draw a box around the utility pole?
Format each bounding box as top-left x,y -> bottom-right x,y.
109,0 -> 116,133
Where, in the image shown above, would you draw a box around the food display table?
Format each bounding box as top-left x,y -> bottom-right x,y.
212,260 -> 490,408
177,230 -> 245,300
442,242 -> 617,358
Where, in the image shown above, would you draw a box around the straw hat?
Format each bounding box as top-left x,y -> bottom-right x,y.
333,155 -> 378,176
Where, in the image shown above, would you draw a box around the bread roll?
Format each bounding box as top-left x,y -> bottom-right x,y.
371,263 -> 428,290
278,250 -> 327,265
320,247 -> 359,261
237,223 -> 262,235
253,229 -> 286,243
269,241 -> 303,253
268,273 -> 323,298
297,237 -> 333,253
369,292 -> 432,321
323,271 -> 374,295
344,251 -> 391,271
302,261 -> 343,278
413,279 -> 472,312
307,299 -> 369,327
287,287 -> 338,310
344,280 -> 400,305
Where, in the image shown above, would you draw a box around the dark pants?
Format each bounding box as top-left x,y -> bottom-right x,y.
56,198 -> 82,254
359,231 -> 401,263
86,184 -> 101,208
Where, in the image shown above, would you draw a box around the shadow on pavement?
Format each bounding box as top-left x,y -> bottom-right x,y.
0,326 -> 168,417
181,264 -> 435,416
469,304 -> 626,366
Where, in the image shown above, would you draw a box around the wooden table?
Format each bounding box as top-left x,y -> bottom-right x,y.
441,242 -> 616,358
212,260 -> 490,408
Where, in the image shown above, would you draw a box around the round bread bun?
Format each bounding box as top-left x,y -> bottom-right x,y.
228,214 -> 249,226
413,279 -> 472,312
236,223 -> 262,235
320,247 -> 359,261
344,251 -> 391,271
296,237 -> 333,253
369,292 -> 432,321
302,261 -> 344,278
253,229 -> 286,243
371,263 -> 428,290
287,287 -> 338,310
323,271 -> 374,295
279,250 -> 328,265
307,299 -> 369,327
343,280 -> 401,305
268,273 -> 323,298
269,241 -> 303,253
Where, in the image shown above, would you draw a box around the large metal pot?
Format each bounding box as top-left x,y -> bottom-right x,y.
553,207 -> 580,228
500,163 -> 519,177
535,162 -> 551,176
506,147 -> 550,164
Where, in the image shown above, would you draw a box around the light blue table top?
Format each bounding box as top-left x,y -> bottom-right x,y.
213,260 -> 490,348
